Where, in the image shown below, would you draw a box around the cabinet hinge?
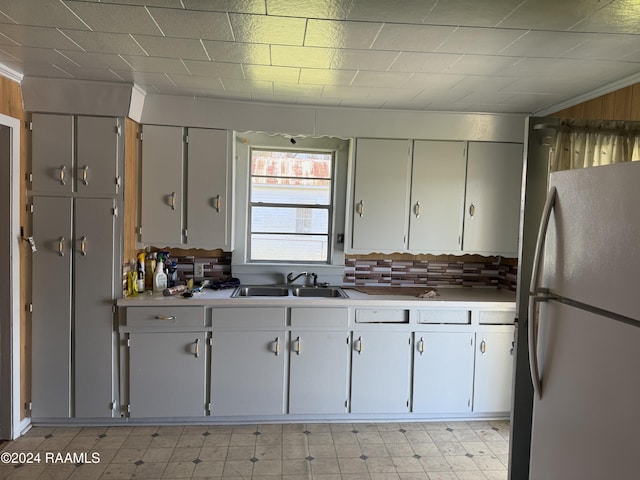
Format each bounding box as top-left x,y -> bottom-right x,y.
111,400 -> 118,412
207,402 -> 212,412
208,337 -> 213,346
26,172 -> 33,183
115,176 -> 121,188
112,206 -> 118,217
126,404 -> 131,414
183,228 -> 188,237
126,337 -> 131,348
26,121 -> 33,131
25,402 -> 32,413
345,399 -> 349,408
116,124 -> 122,136
112,305 -> 117,314
28,204 -> 34,214
184,135 -> 189,144
406,400 -> 410,408
346,336 -> 350,344
27,303 -> 32,313
137,226 -> 142,236
138,132 -> 143,141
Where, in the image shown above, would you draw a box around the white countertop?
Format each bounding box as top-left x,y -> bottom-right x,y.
116,286 -> 516,309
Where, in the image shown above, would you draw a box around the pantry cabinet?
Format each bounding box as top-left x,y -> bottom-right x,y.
140,125 -> 231,249
31,113 -> 121,195
412,332 -> 474,414
463,142 -> 523,255
473,329 -> 515,413
31,196 -> 118,419
350,331 -> 412,414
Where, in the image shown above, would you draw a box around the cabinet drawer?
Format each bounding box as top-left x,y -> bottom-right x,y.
125,307 -> 205,327
212,307 -> 286,328
355,309 -> 408,324
291,308 -> 349,328
479,311 -> 515,324
418,310 -> 470,325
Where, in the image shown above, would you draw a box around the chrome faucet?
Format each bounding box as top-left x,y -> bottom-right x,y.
286,271 -> 318,286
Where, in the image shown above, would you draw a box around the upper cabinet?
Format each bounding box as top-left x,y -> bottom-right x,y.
31,113 -> 122,196
140,125 -> 231,249
463,142 -> 523,256
348,138 -> 522,256
351,138 -> 411,252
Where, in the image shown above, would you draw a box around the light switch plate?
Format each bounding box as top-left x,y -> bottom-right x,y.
194,262 -> 206,279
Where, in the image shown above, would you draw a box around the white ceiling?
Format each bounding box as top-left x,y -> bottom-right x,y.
1,0 -> 640,114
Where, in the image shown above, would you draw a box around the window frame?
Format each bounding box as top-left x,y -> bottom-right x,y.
247,147 -> 336,264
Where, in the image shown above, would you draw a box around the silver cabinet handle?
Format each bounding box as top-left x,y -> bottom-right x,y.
355,336 -> 363,354
528,186 -> 557,399
155,315 -> 176,321
414,202 -> 421,218
194,338 -> 200,358
80,165 -> 89,185
294,336 -> 301,355
480,339 -> 487,354
170,192 -> 176,210
57,237 -> 65,256
80,236 -> 87,256
417,337 -> 425,355
214,194 -> 222,213
357,200 -> 365,217
469,203 -> 476,217
59,165 -> 66,186
274,337 -> 280,356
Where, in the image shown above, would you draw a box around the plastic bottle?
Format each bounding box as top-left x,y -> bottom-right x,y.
136,252 -> 146,293
145,252 -> 156,290
153,256 -> 168,293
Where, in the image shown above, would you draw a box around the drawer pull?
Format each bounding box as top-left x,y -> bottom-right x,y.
294,336 -> 301,355
356,336 -> 363,354
194,338 -> 200,358
57,237 -> 65,256
80,165 -> 89,185
59,165 -> 66,186
155,315 -> 176,321
418,337 -> 425,355
274,337 -> 280,356
480,339 -> 487,354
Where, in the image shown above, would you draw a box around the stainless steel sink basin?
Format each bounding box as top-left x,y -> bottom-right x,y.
292,287 -> 348,298
231,286 -> 290,297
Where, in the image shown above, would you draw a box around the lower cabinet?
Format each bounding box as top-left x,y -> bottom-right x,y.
289,330 -> 350,414
351,331 -> 411,414
210,330 -> 286,416
473,330 -> 515,413
413,332 -> 474,414
128,331 -> 207,418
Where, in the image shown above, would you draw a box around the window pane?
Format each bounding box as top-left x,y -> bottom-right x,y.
251,150 -> 332,179
251,179 -> 331,205
251,234 -> 328,262
252,207 -> 328,234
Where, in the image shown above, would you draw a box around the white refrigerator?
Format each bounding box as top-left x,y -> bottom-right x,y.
527,160 -> 640,480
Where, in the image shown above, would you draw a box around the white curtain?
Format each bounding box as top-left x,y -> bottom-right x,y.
550,120 -> 640,172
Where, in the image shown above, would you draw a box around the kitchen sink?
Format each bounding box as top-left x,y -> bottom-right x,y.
292,287 -> 348,298
231,286 -> 290,297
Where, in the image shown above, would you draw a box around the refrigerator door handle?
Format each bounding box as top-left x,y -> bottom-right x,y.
528,186 -> 557,399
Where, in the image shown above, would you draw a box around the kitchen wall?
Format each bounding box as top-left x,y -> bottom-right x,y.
0,76 -> 29,420
552,82 -> 640,120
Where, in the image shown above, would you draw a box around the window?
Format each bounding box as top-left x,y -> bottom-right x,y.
249,148 -> 334,262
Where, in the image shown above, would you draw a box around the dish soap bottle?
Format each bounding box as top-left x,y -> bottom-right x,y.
153,254 -> 167,293
136,252 -> 146,293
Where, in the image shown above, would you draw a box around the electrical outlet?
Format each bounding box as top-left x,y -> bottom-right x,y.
194,262 -> 206,279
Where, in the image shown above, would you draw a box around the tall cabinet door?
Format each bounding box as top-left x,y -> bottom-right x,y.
31,113 -> 74,194
210,331 -> 286,416
463,142 -> 523,255
350,331 -> 411,413
31,196 -> 73,418
186,128 -> 229,248
74,198 -> 116,418
413,332 -> 474,414
141,125 -> 184,245
289,331 -> 350,414
473,330 -> 515,413
77,116 -> 121,196
351,139 -> 411,251
409,141 -> 466,252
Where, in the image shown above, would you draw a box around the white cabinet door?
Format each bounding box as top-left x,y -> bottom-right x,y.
210,330 -> 286,416
31,113 -> 74,194
289,330 -> 350,414
463,142 -> 523,255
473,330 -> 515,413
351,331 -> 411,414
409,140 -> 466,252
351,139 -> 411,252
129,331 -> 207,418
186,128 -> 230,249
141,125 -> 184,245
413,332 -> 474,414
76,116 -> 121,196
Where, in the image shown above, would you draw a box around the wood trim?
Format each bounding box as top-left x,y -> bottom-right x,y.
124,118 -> 139,263
552,82 -> 640,121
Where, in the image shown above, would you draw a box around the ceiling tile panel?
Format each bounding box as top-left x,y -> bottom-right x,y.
64,2 -> 163,35
56,65 -> 126,81
500,0 -> 612,30
166,73 -> 225,90
351,71 -> 414,88
388,52 -> 462,74
147,8 -> 234,41
183,0 -> 266,14
229,14 -> 307,45
403,72 -> 467,89
181,59 -> 245,78
243,64 -> 300,83
372,24 -> 457,52
272,82 -> 324,97
304,19 -> 382,49
266,0 -> 351,20
0,24 -> 82,50
201,40 -> 271,64
118,54 -> 191,74
444,55 -> 521,76
500,31 -> 595,57
330,49 -> 399,71
220,78 -> 274,94
133,35 -> 210,61
56,50 -> 132,70
298,68 -> 357,86
271,45 -> 335,69
99,0 -> 184,7
564,34 -> 640,60
0,44 -> 80,66
423,0 -> 522,27
0,0 -> 90,30
346,0 -> 437,23
59,30 -> 147,55
570,0 -> 640,33
436,27 -> 528,55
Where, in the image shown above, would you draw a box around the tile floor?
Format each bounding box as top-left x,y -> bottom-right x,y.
0,420 -> 510,480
